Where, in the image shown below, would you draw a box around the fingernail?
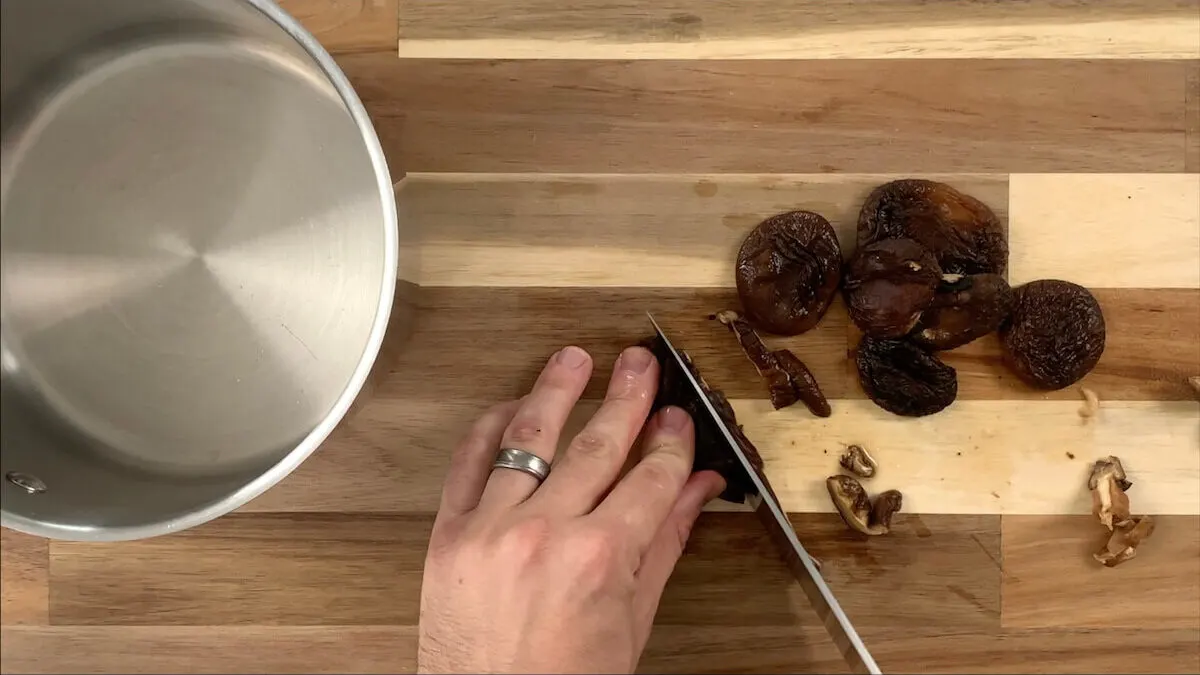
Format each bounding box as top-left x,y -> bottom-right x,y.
556,346 -> 589,369
621,346 -> 654,374
659,405 -> 690,432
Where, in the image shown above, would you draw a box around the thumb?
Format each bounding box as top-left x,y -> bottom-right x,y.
632,470 -> 725,637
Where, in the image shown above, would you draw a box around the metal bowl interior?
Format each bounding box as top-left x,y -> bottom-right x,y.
0,0 -> 397,540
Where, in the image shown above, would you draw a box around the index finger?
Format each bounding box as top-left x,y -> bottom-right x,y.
588,405 -> 695,554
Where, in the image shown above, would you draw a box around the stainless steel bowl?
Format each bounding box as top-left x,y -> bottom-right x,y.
0,0 -> 398,540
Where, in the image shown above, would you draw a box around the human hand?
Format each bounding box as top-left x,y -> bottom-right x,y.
418,345 -> 726,674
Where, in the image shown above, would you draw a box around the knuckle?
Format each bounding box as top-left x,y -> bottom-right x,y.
567,528 -> 620,577
504,417 -> 549,448
496,516 -> 554,562
569,430 -> 620,462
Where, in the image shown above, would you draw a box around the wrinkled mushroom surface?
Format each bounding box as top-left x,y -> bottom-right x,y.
1000,280 -> 1105,390
856,336 -> 957,417
857,179 -> 1007,275
735,211 -> 842,336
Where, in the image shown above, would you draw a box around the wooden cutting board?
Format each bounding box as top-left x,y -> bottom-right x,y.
3,1 -> 1198,673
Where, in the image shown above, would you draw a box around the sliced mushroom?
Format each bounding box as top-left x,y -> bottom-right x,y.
1094,515 -> 1156,568
714,310 -> 830,417
838,445 -> 877,479
1089,456 -> 1132,530
826,475 -> 902,536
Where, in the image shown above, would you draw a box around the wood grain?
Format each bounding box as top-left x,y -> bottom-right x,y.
401,173 -> 1006,287
48,514 -> 431,626
0,530 -> 47,626
661,513 -> 1000,630
396,0 -> 1200,60
5,625 -> 1194,675
1001,515 -> 1200,629
0,626 -> 418,674
1187,61 -> 1200,171
364,286 -> 1198,402
341,57 -> 1191,174
245,396 -> 1200,516
279,0 -> 398,54
641,627 -> 1200,674
1007,174 -> 1200,288
44,513 -> 994,629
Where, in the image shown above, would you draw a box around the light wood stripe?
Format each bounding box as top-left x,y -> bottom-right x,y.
399,173 -> 1006,287
278,0 -> 398,54
363,287 -> 1198,402
395,0 -> 1200,60
1009,174 -> 1200,288
1001,515 -> 1200,629
245,397 -> 1200,515
340,57 -> 1190,173
738,400 -> 1200,516
0,529 -> 47,626
4,625 -> 1197,674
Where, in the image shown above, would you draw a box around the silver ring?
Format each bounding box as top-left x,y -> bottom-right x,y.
492,448 -> 551,483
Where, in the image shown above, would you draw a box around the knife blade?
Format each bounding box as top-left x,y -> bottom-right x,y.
646,312 -> 882,675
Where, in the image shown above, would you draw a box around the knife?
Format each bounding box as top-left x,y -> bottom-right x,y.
646,312 -> 882,675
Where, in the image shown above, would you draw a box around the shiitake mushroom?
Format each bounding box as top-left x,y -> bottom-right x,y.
858,179 -> 1007,276
911,273 -> 1015,350
736,210 -> 842,336
714,310 -> 831,417
856,336 -> 958,417
844,238 -> 941,338
1000,279 -> 1106,390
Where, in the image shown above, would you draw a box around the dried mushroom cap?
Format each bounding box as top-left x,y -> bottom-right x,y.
911,273 -> 1015,351
1000,280 -> 1106,390
1089,456 -> 1132,531
844,238 -> 942,338
715,310 -> 831,417
839,444 -> 877,479
855,336 -> 958,417
826,475 -> 902,536
735,211 -> 843,336
857,179 -> 1008,275
1095,515 -> 1156,568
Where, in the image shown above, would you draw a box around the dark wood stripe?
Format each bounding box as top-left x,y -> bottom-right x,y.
280,0 -> 399,54
641,626 -> 1200,674
375,287 -> 1199,403
1186,60 -> 1200,172
340,57 -> 1189,173
1001,515 -> 1200,629
46,512 -> 996,631
3,625 -> 1196,674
